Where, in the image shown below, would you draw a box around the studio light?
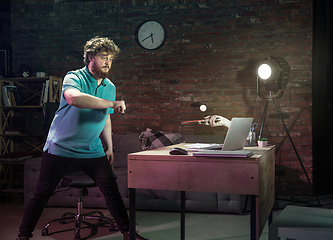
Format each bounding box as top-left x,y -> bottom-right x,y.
257,56 -> 291,139
257,56 -> 290,99
256,56 -> 320,205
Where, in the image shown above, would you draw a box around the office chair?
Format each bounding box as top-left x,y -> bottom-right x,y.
41,102 -> 116,240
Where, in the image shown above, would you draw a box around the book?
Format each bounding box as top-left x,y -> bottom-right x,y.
9,91 -> 16,106
185,143 -> 223,151
2,86 -> 11,106
6,86 -> 21,106
43,80 -> 49,104
192,150 -> 254,158
40,82 -> 46,105
4,129 -> 20,135
50,80 -> 58,102
39,79 -> 49,105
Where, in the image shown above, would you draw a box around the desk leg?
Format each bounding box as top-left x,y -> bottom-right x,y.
269,210 -> 273,225
181,191 -> 185,240
250,195 -> 257,240
129,188 -> 136,240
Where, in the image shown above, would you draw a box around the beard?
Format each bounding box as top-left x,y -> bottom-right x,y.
91,61 -> 110,79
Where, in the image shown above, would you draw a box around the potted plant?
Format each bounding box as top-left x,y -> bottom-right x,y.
36,65 -> 46,77
258,138 -> 268,147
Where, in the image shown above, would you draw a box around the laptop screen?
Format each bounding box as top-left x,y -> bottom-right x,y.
222,118 -> 253,151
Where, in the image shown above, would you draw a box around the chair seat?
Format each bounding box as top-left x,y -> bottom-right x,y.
61,171 -> 117,189
62,172 -> 97,188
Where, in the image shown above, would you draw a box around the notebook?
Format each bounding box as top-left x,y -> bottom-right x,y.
193,150 -> 254,158
190,117 -> 253,154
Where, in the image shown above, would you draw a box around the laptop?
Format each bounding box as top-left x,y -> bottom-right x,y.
190,118 -> 254,156
220,117 -> 253,151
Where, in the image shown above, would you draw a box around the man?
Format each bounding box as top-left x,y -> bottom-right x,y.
16,37 -> 148,240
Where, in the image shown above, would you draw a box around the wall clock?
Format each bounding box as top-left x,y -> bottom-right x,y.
136,20 -> 166,50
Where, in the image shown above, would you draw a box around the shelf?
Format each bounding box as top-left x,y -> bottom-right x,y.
0,76 -> 62,154
1,106 -> 42,109
0,77 -> 49,82
0,134 -> 35,137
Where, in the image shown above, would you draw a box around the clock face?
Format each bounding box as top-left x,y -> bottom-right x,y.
136,20 -> 166,50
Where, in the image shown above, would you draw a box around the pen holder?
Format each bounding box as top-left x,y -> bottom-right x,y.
257,139 -> 268,147
246,131 -> 256,146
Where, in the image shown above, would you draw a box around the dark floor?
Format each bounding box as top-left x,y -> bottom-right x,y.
1,189 -> 333,240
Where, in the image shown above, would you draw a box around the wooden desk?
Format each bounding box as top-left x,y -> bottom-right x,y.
128,143 -> 275,240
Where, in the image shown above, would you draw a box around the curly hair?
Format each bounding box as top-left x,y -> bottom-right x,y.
83,36 -> 120,65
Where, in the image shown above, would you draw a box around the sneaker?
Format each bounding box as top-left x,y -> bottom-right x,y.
16,236 -> 30,240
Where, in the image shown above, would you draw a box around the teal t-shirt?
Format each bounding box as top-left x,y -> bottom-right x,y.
43,66 -> 115,158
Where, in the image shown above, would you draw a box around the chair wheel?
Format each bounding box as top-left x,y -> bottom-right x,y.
109,222 -> 117,231
41,228 -> 48,236
75,233 -> 81,240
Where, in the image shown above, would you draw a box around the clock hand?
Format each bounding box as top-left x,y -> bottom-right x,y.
141,33 -> 154,42
141,35 -> 151,42
150,33 -> 154,43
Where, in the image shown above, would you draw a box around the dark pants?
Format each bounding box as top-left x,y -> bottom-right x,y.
18,151 -> 129,237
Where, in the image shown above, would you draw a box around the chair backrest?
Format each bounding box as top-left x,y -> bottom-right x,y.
42,102 -> 60,141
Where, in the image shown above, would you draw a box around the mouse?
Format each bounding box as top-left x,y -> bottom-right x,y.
169,147 -> 188,155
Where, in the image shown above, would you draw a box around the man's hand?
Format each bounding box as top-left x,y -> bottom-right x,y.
114,100 -> 126,114
105,148 -> 114,165
202,115 -> 231,128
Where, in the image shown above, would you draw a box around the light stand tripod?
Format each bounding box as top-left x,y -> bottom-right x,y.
257,76 -> 321,206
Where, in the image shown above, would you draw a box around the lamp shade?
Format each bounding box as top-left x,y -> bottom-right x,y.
257,56 -> 290,91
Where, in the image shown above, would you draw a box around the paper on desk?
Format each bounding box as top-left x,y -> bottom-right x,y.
185,143 -> 223,151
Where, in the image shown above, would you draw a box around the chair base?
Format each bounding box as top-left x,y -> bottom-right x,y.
269,205 -> 333,240
41,210 -> 117,240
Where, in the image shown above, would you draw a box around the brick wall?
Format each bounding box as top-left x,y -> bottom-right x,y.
10,0 -> 313,196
